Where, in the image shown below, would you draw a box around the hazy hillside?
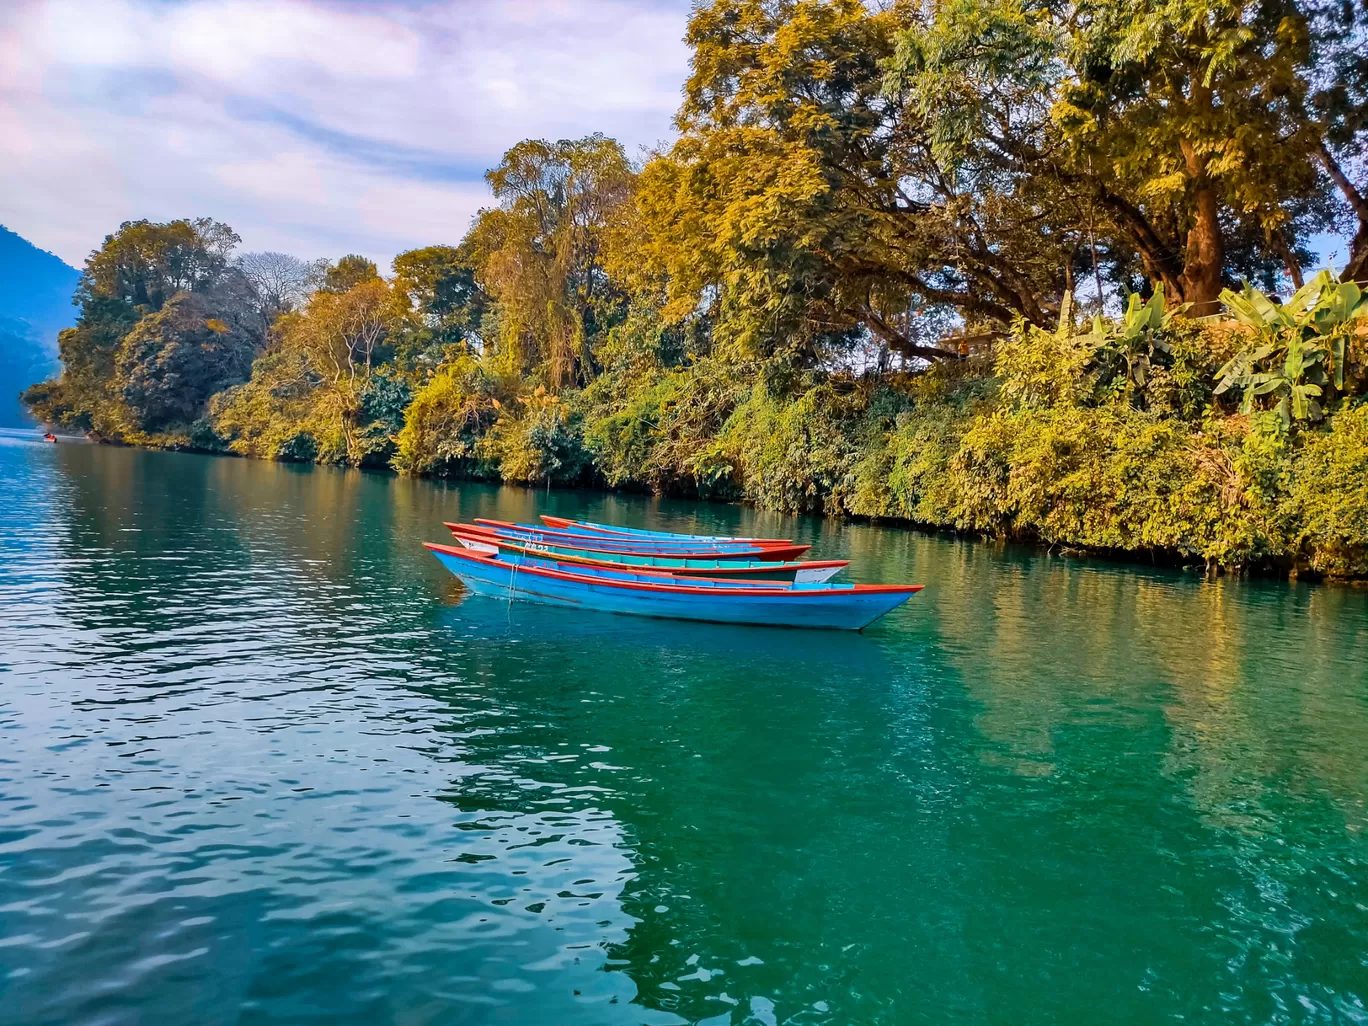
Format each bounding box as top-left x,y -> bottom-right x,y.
0,226 -> 80,425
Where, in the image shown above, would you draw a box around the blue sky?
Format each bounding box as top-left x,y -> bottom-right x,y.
0,0 -> 694,270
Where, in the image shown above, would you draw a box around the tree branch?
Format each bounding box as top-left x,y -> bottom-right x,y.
857,303 -> 965,361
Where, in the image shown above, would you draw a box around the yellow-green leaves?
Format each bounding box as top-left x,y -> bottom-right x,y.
469,134 -> 634,388
1214,271 -> 1368,425
882,0 -> 1332,311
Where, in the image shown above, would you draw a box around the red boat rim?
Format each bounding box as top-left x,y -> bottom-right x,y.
474,517 -> 797,549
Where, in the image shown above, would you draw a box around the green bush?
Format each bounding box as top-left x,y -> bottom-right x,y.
578,358 -> 751,496
274,431 -> 320,463
485,397 -> 592,486
1285,405 -> 1368,576
393,357 -> 502,478
717,381 -> 905,515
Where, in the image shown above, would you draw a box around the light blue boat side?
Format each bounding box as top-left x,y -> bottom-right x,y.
426,543 -> 920,631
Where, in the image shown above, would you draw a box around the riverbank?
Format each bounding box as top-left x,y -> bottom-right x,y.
20,226 -> 1368,582
28,328 -> 1368,582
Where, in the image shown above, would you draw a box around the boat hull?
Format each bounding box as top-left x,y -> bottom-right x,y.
426,543 -> 917,631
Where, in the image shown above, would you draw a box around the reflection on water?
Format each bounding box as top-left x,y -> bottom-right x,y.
1,431 -> 1366,1025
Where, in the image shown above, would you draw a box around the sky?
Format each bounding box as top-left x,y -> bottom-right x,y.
0,0 -> 694,271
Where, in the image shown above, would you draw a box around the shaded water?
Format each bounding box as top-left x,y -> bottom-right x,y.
1,430 -> 1367,1025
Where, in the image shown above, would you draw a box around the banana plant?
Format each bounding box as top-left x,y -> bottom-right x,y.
1221,270 -> 1363,333
1214,270 -> 1368,425
1081,284 -> 1180,391
1215,336 -> 1326,426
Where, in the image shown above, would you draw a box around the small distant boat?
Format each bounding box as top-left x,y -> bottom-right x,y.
447,523 -> 847,582
469,519 -> 812,562
425,542 -> 920,631
540,515 -> 792,546
43,433 -> 56,443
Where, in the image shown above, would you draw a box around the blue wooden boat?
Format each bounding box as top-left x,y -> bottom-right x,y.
447,523 -> 847,582
473,518 -> 794,552
540,515 -> 790,545
470,519 -> 811,561
470,522 -> 809,563
425,542 -> 920,631
452,547 -> 821,589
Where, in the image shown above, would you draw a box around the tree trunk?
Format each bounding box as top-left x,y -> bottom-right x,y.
1344,223 -> 1368,285
1177,139 -> 1224,316
1093,187 -> 1185,299
1316,143 -> 1368,284
1272,229 -> 1304,290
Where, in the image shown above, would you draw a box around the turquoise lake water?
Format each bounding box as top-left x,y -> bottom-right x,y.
1,429 -> 1366,1025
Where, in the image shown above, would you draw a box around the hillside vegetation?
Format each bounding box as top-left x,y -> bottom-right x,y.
25,0 -> 1368,576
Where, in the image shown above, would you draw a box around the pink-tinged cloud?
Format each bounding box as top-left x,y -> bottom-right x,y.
0,0 -> 693,270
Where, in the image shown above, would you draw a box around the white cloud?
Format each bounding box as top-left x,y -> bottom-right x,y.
0,0 -> 692,269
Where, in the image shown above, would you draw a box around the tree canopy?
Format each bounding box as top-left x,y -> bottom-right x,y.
467,134 -> 635,385
25,218 -> 264,437
620,0 -> 1367,365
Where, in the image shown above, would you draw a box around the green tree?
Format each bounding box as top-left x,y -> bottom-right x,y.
115,290 -> 260,432
466,134 -> 635,386
391,245 -> 487,366
80,217 -> 239,313
240,277 -> 403,463
628,0 -> 1078,368
323,254 -> 380,293
24,218 -> 260,435
884,0 -> 1346,311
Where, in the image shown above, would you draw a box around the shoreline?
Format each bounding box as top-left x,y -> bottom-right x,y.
26,427 -> 1356,587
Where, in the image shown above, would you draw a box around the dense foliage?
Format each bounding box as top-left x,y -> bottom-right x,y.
25,0 -> 1368,576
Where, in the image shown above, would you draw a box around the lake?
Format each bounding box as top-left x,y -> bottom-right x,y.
2,428 -> 1366,1025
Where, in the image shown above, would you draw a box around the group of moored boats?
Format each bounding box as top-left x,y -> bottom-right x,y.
424,516 -> 922,631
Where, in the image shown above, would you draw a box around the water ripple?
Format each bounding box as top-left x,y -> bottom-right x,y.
2,432 -> 1367,1024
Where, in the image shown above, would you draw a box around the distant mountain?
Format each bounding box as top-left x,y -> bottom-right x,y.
0,226 -> 81,426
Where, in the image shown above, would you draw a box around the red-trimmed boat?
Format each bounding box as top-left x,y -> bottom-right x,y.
424,542 -> 920,631
540,515 -> 792,546
446,523 -> 847,583
467,518 -> 812,562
